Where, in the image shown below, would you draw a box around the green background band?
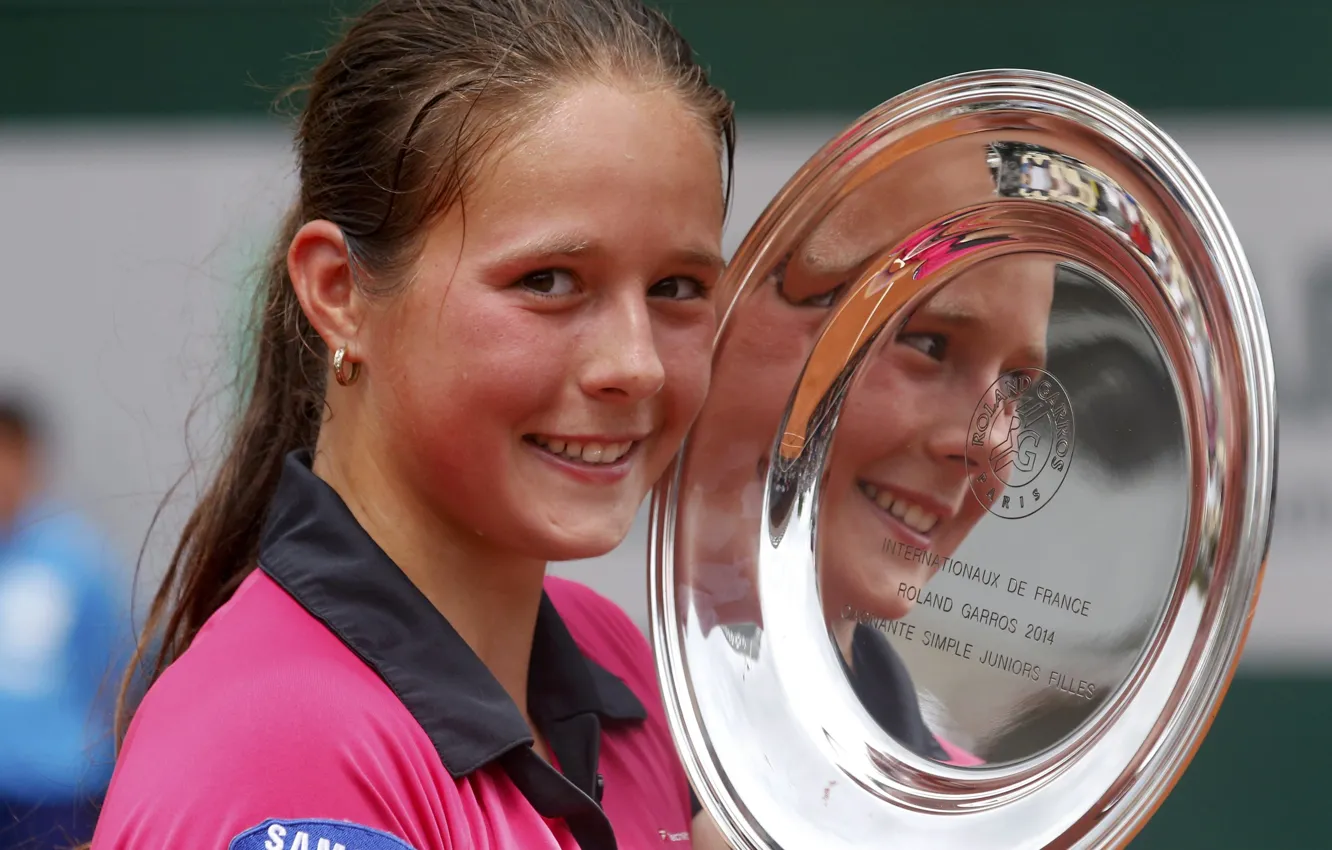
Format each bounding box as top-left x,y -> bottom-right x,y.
2,0 -> 1331,119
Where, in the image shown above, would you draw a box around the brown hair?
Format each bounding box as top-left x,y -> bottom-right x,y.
116,0 -> 734,744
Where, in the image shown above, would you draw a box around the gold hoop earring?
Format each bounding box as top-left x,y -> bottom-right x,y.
333,345 -> 361,387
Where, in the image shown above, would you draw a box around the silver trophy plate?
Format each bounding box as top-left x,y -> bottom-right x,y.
650,71 -> 1276,849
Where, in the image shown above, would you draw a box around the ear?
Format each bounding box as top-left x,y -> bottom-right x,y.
287,220 -> 365,357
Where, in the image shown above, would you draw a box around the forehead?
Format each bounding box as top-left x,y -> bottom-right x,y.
422,82 -> 725,266
917,254 -> 1058,327
800,138 -> 999,276
476,84 -> 722,205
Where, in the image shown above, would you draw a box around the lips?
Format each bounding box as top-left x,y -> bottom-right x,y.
526,434 -> 636,465
856,480 -> 941,535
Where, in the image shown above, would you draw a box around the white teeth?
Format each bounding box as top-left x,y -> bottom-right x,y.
531,435 -> 633,465
857,482 -> 941,535
903,504 -> 924,528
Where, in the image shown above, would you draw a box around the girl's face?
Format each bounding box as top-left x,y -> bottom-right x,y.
815,255 -> 1055,622
680,141 -> 1056,626
357,82 -> 724,561
684,255 -> 1054,627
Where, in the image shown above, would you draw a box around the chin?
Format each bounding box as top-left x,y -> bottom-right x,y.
828,560 -> 927,623
534,517 -> 637,563
846,591 -> 914,623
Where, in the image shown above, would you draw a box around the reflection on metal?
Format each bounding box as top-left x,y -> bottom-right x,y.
650,71 -> 1276,849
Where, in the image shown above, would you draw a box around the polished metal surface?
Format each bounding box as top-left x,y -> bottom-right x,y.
650,71 -> 1276,849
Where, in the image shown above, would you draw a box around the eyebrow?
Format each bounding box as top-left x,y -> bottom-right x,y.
909,303 -> 1048,366
916,302 -> 983,328
491,233 -> 593,265
801,242 -> 880,279
675,246 -> 728,272
492,232 -> 725,272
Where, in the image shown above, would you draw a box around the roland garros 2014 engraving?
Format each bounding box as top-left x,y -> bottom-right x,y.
966,368 -> 1074,519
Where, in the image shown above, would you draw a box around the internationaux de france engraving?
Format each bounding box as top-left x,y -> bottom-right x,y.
842,540 -> 1098,702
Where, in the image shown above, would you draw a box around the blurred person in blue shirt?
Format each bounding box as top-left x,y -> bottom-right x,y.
0,392 -> 129,849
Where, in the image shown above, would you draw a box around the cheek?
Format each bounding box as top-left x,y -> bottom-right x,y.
921,485 -> 986,563
706,348 -> 805,442
371,288 -> 566,450
833,370 -> 923,470
939,499 -> 987,554
657,320 -> 716,428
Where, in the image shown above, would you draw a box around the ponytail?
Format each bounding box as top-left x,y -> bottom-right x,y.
114,205 -> 325,743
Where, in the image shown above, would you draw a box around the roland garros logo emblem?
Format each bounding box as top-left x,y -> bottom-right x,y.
966,368 -> 1075,519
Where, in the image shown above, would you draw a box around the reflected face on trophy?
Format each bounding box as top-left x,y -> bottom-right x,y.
680,248 -> 1056,622
681,139 -> 1001,626
817,255 -> 1056,626
681,139 -> 1054,631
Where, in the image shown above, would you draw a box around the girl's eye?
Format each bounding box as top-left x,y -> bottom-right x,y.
799,285 -> 843,309
897,332 -> 949,361
649,276 -> 706,300
771,254 -> 847,310
519,269 -> 578,297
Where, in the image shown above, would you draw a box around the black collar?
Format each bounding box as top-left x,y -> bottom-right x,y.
258,451 -> 645,846
845,624 -> 948,761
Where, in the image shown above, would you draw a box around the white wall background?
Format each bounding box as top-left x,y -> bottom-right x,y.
1,117 -> 1328,666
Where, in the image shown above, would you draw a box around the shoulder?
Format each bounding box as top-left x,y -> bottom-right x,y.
94,571 -> 453,850
936,736 -> 985,767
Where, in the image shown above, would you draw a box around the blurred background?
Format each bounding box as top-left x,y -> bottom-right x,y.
1,0 -> 1328,847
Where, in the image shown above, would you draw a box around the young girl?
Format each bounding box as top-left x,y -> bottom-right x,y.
90,2 -> 734,848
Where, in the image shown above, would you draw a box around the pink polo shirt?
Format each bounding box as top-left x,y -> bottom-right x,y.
91,451 -> 694,850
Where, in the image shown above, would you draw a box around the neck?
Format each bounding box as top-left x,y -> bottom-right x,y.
311,424 -> 547,719
820,584 -> 858,667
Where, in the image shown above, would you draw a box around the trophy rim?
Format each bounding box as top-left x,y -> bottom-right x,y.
650,68 -> 1278,849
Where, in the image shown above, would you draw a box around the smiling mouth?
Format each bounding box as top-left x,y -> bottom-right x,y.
856,480 -> 941,535
525,434 -> 637,465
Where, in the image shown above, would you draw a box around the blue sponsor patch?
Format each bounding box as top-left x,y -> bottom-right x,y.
229,818 -> 417,850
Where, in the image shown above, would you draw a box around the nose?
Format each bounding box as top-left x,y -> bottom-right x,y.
578,295 -> 666,403
924,407 -> 976,469
922,379 -> 992,470
924,366 -> 1024,471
